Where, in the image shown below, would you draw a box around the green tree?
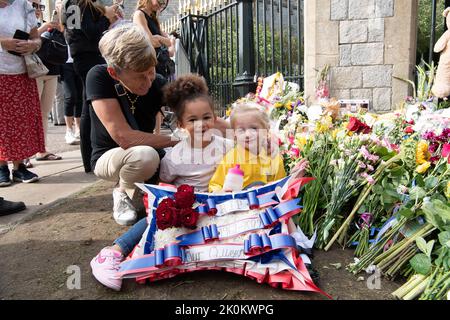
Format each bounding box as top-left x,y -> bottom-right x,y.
417,0 -> 446,64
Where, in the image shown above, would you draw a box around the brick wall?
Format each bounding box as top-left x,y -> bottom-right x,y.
304,0 -> 418,112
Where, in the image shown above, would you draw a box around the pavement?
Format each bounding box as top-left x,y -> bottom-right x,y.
0,124 -> 99,234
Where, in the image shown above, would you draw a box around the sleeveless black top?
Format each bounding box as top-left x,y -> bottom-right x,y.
139,9 -> 161,36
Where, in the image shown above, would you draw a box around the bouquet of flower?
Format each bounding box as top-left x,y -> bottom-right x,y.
315,64 -> 330,102
156,185 -> 199,230
315,134 -> 383,249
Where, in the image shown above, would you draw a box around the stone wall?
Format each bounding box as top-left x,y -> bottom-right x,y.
304,0 -> 418,112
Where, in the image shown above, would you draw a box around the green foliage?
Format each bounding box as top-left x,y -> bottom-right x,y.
417,0 -> 446,64
410,253 -> 432,275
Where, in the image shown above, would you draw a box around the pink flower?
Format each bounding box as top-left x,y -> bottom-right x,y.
358,161 -> 367,169
429,143 -> 439,154
288,135 -> 295,145
367,164 -> 374,172
360,172 -> 375,185
442,143 -> 450,158
290,147 -> 300,157
422,131 -> 436,141
360,146 -> 371,159
369,154 -> 379,162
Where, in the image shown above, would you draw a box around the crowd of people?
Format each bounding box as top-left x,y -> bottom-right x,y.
0,0 -> 176,215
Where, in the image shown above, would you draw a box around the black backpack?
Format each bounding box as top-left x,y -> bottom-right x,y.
36,29 -> 68,66
156,46 -> 175,79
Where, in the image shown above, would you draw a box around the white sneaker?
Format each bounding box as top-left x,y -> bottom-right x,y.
112,188 -> 137,226
65,130 -> 78,145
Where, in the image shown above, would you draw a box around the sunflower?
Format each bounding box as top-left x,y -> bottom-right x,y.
416,161 -> 431,174
416,141 -> 431,165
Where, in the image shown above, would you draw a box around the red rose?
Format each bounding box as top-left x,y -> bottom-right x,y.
156,205 -> 177,230
174,191 -> 195,209
347,117 -> 361,132
361,124 -> 372,134
180,208 -> 199,229
159,197 -> 176,209
171,209 -> 182,228
177,184 -> 195,194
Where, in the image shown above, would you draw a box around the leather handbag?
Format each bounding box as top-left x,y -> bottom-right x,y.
21,0 -> 49,78
24,53 -> 49,78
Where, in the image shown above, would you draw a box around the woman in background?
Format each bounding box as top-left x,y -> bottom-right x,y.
0,0 -> 44,186
62,0 -> 121,172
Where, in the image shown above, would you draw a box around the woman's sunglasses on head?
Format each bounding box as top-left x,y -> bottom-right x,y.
31,3 -> 45,10
157,0 -> 167,6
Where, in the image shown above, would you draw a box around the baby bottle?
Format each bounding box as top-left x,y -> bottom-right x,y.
223,165 -> 244,192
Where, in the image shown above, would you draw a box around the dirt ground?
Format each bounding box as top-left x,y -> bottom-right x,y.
0,181 -> 402,300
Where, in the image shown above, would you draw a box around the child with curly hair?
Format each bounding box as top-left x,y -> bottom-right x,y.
159,74 -> 234,191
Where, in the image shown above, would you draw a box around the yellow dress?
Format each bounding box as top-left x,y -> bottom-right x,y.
208,145 -> 286,192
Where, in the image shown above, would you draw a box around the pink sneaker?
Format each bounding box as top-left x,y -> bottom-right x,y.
90,247 -> 124,291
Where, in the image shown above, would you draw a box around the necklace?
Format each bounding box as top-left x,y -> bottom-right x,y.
125,91 -> 139,115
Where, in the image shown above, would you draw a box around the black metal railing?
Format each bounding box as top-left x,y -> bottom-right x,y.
180,0 -> 304,116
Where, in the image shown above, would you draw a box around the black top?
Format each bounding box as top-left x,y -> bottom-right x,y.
139,10 -> 161,36
86,64 -> 166,170
62,0 -> 110,58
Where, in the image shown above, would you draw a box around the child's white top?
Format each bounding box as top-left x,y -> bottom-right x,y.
159,135 -> 234,192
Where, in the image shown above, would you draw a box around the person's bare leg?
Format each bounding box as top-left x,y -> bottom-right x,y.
74,117 -> 81,136
65,115 -> 74,133
12,160 -> 22,170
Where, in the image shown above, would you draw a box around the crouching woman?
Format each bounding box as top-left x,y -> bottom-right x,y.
86,24 -> 177,226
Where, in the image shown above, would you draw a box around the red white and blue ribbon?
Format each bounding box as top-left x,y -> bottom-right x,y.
118,233 -> 298,278
176,198 -> 302,246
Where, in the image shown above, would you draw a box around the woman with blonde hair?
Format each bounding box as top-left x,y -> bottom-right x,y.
133,0 -> 174,79
85,24 -> 177,227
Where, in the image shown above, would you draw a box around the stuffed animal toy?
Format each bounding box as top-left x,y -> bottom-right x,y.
432,8 -> 450,98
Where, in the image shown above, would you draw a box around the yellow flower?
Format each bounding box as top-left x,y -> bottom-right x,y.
416,161 -> 431,174
445,181 -> 450,199
331,129 -> 339,139
314,115 -> 333,133
416,141 -> 430,165
296,135 -> 308,149
347,131 -> 354,136
226,107 -> 232,117
274,102 -> 283,108
285,101 -> 293,110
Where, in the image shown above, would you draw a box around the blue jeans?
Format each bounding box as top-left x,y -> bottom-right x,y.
114,217 -> 148,256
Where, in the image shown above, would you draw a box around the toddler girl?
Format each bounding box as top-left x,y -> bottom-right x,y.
209,103 -> 286,192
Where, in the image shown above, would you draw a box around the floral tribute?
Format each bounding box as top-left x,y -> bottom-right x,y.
223,70 -> 450,300
116,178 -> 331,298
156,185 -> 199,230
